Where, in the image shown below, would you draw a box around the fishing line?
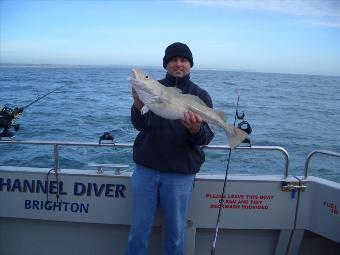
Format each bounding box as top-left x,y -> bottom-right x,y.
210,90 -> 241,255
21,84 -> 67,111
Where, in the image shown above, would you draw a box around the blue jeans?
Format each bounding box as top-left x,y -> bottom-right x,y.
125,164 -> 195,255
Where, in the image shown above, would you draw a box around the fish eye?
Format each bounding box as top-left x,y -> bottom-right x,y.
145,75 -> 149,79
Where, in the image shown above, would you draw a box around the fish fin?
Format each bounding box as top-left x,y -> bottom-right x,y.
224,125 -> 248,149
141,105 -> 150,115
167,87 -> 182,94
160,97 -> 171,104
134,88 -> 161,104
181,94 -> 207,106
159,90 -> 172,104
215,110 -> 228,122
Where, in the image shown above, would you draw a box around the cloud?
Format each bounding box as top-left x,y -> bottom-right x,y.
309,20 -> 340,28
183,0 -> 340,27
183,0 -> 340,16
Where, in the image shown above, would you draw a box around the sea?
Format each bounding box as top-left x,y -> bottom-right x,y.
0,65 -> 339,182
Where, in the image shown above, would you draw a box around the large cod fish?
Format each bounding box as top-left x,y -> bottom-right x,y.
129,69 -> 248,148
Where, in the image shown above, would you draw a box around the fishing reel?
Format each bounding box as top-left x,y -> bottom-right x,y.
99,132 -> 115,144
0,106 -> 23,138
236,109 -> 252,146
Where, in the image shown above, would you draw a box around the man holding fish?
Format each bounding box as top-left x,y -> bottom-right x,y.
125,42 -> 247,255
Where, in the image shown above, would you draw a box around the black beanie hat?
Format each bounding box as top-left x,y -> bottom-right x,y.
163,42 -> 194,69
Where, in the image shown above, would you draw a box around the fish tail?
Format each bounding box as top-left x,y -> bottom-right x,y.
223,124 -> 248,149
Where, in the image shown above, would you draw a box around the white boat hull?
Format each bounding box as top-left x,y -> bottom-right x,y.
1,166 -> 339,255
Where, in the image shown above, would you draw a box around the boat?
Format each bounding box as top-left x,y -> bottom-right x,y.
0,140 -> 339,254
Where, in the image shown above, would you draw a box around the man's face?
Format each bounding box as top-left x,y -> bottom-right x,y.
166,57 -> 191,78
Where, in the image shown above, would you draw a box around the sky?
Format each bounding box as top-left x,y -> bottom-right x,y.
0,0 -> 340,76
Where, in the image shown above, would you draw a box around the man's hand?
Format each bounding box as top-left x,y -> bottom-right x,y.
132,88 -> 144,111
182,111 -> 202,134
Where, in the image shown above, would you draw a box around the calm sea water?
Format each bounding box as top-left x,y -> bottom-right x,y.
0,65 -> 339,182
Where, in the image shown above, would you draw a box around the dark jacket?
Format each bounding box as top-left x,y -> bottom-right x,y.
131,72 -> 214,174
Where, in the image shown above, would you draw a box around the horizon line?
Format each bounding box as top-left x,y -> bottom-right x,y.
0,62 -> 339,78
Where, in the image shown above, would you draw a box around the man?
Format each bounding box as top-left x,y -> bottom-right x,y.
126,42 -> 214,255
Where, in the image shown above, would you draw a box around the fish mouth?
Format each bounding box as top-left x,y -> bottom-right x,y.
129,69 -> 144,89
131,69 -> 138,79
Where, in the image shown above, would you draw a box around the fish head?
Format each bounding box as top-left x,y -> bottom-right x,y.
130,69 -> 159,94
131,69 -> 150,81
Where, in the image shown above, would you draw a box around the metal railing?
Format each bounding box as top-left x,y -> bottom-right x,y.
304,150 -> 340,179
0,140 -> 290,177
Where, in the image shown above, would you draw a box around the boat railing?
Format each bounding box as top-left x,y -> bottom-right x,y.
0,140 -> 289,178
304,149 -> 340,179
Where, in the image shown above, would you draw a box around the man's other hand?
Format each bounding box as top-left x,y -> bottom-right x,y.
182,111 -> 202,134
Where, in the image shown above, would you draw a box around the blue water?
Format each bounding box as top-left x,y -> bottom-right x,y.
0,65 -> 339,182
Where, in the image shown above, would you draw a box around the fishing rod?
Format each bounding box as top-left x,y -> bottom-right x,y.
210,90 -> 252,255
21,85 -> 67,111
0,85 -> 66,138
